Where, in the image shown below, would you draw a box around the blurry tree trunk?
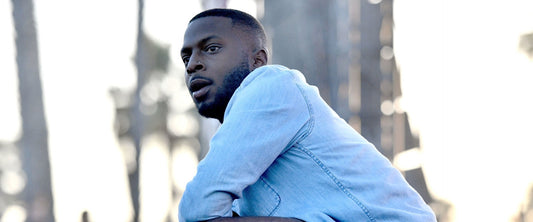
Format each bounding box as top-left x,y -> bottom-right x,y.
130,0 -> 145,221
11,0 -> 55,221
359,0 -> 383,151
262,0 -> 334,106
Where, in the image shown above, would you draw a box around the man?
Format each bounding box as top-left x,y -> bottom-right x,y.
178,8 -> 436,222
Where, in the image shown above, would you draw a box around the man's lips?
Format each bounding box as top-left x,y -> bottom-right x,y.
189,77 -> 212,100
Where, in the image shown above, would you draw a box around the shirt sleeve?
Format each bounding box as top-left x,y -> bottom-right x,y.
178,67 -> 311,221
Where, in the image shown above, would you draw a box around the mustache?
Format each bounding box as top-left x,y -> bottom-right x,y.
188,76 -> 211,85
188,76 -> 213,92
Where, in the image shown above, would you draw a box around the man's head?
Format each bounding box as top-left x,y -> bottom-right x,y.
181,8 -> 268,123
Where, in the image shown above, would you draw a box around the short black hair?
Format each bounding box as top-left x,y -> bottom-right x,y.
189,8 -> 267,51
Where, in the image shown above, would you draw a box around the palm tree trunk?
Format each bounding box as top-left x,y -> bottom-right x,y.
129,0 -> 145,221
11,0 -> 55,221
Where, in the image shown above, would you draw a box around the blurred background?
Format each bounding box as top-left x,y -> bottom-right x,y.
1,0 -> 533,221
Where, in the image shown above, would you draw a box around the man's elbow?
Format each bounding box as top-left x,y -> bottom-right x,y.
178,210 -> 215,222
178,197 -> 204,222
178,198 -> 229,222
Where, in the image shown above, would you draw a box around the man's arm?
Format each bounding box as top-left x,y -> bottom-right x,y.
207,217 -> 304,222
179,67 -> 310,220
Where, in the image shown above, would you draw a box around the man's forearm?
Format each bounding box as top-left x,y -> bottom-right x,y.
207,217 -> 304,222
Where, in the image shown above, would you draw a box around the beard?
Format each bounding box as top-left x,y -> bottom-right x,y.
197,61 -> 251,122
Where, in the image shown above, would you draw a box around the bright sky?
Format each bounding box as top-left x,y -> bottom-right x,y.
395,0 -> 533,221
0,0 -> 250,221
0,0 -> 20,142
1,0 -> 533,221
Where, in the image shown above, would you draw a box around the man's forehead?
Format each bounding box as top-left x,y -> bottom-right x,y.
181,16 -> 250,52
184,16 -> 233,40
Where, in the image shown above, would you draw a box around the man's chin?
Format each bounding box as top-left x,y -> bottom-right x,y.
198,108 -> 213,119
197,101 -> 226,122
197,103 -> 216,118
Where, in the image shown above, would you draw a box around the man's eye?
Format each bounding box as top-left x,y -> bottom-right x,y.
182,56 -> 190,65
205,45 -> 221,53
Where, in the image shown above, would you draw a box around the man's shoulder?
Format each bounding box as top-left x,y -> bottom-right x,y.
241,65 -> 306,88
228,65 -> 309,110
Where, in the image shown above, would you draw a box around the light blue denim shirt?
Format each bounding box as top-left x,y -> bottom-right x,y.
179,65 -> 436,222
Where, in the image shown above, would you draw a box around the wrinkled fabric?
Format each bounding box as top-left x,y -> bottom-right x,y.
179,65 -> 436,222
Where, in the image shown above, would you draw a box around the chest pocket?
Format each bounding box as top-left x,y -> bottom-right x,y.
235,177 -> 281,216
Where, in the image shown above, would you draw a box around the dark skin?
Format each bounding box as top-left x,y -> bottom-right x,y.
181,16 -> 303,222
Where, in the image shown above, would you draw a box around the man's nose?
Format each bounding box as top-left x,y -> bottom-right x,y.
186,54 -> 204,74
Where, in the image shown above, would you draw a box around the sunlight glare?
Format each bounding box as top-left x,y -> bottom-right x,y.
33,0 -> 136,221
380,100 -> 394,116
0,0 -> 21,143
228,0 -> 257,17
395,0 -> 533,221
139,133 -> 172,222
119,137 -> 138,174
171,141 -> 199,191
0,170 -> 25,195
393,148 -> 422,171
168,113 -> 199,137
368,0 -> 382,5
0,205 -> 26,222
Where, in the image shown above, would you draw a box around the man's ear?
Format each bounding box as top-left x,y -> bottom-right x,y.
251,49 -> 268,69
